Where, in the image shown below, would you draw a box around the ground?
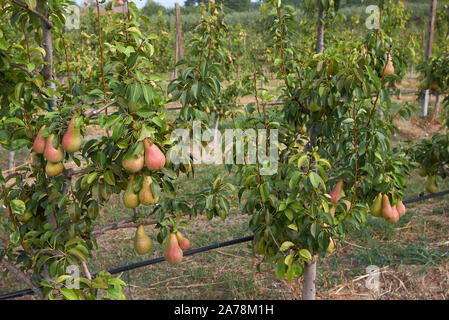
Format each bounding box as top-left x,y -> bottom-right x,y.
0,74 -> 448,300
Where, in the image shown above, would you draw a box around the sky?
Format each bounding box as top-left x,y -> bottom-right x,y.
76,0 -> 257,10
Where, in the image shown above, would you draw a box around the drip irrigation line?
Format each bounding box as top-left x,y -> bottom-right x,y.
2,187 -> 449,300
402,189 -> 449,204
0,235 -> 254,300
103,235 -> 254,276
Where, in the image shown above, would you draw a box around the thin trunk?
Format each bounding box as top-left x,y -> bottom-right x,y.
316,2 -> 324,54
8,151 -> 14,170
39,6 -> 56,110
37,2 -> 57,230
432,93 -> 441,120
421,0 -> 437,117
302,256 -> 317,300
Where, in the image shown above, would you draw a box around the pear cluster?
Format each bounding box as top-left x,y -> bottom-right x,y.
370,193 -> 406,223
122,138 -> 166,208
162,231 -> 191,264
33,115 -> 83,177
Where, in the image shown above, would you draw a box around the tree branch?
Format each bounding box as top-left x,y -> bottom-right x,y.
0,257 -> 42,299
11,0 -> 53,28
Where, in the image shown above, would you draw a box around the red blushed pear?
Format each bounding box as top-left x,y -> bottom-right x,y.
329,180 -> 344,204
62,115 -> 83,152
163,233 -> 183,264
381,194 -> 399,223
175,231 -> 191,251
33,126 -> 47,154
143,139 -> 165,171
396,200 -> 406,217
44,134 -> 64,163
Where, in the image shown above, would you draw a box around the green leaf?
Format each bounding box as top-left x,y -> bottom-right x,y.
104,170 -> 115,186
280,241 -> 295,251
299,249 -> 312,261
87,172 -> 98,185
55,275 -> 72,285
10,199 -> 26,215
275,260 -> 285,281
60,288 -> 80,300
309,172 -> 322,189
284,254 -> 294,266
92,277 -> 109,289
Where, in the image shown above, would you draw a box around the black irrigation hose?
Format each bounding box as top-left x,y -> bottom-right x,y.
402,189 -> 449,204
0,236 -> 254,300
104,235 -> 254,276
2,187 -> 449,300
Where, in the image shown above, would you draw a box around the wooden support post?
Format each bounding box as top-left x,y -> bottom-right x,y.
421,0 -> 437,117
173,2 -> 184,79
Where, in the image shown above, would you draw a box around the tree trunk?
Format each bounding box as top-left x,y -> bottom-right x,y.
38,2 -> 57,229
302,255 -> 317,300
432,93 -> 441,121
421,0 -> 437,117
8,151 -> 14,170
316,2 -> 324,54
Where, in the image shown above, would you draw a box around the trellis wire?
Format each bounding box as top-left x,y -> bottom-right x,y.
1,188 -> 448,300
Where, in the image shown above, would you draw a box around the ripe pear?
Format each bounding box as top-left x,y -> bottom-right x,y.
134,225 -> 152,255
327,238 -> 336,253
175,231 -> 190,250
396,200 -> 406,217
143,139 -> 166,171
163,233 -> 183,264
384,54 -> 394,76
370,193 -> 383,217
62,115 -> 83,152
44,134 -> 64,163
123,175 -> 140,208
122,149 -> 144,173
139,175 -> 158,205
33,126 -> 47,154
46,161 -> 63,177
426,175 -> 438,194
381,194 -> 398,223
329,180 -> 344,204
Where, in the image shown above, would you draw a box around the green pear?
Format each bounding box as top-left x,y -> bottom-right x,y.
123,175 -> 140,208
45,161 -> 63,177
370,193 -> 383,217
134,225 -> 152,255
426,175 -> 438,194
138,175 -> 158,205
122,148 -> 145,173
